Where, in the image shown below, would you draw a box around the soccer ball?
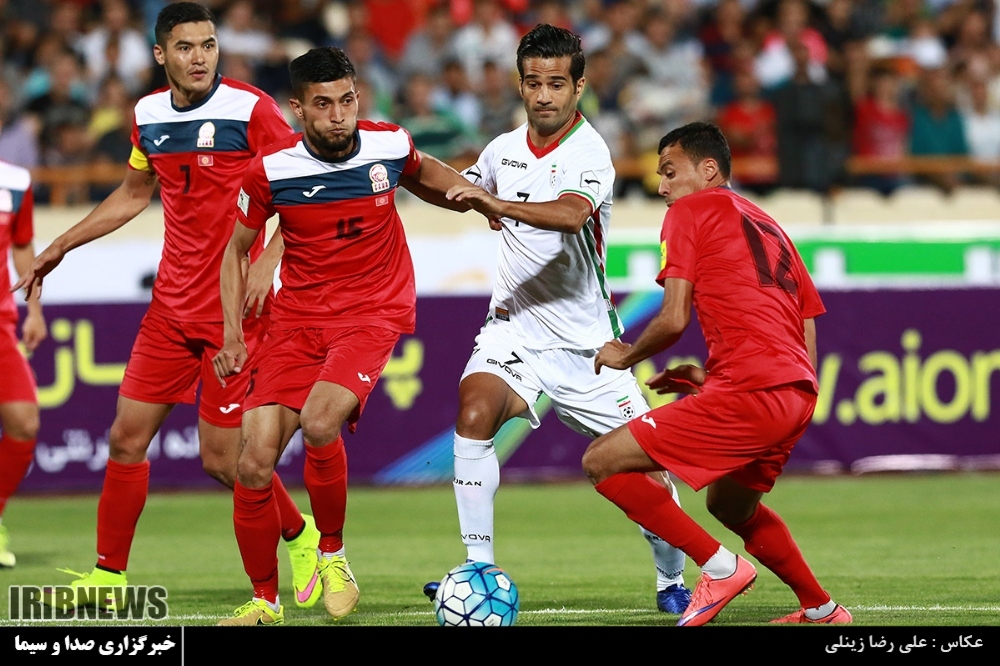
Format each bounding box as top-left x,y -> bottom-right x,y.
433,561 -> 519,627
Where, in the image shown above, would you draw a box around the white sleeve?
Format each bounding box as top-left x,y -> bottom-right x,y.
555,140 -> 614,213
462,139 -> 497,195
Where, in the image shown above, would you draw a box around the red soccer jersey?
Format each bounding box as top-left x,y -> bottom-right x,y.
236,121 -> 421,332
657,186 -> 824,392
0,161 -> 34,324
130,76 -> 293,322
852,97 -> 910,158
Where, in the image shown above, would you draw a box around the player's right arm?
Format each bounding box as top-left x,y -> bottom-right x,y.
214,220 -> 261,386
12,166 -> 157,299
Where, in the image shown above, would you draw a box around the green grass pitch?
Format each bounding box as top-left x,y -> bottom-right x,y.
1,473 -> 998,627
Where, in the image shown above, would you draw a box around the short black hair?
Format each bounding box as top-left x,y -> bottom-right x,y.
658,122 -> 732,179
516,23 -> 585,84
289,47 -> 357,99
154,2 -> 216,47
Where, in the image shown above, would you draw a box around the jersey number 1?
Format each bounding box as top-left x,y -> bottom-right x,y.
741,214 -> 797,297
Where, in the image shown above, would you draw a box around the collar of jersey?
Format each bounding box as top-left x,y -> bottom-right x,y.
300,129 -> 362,163
525,111 -> 584,159
170,74 -> 223,113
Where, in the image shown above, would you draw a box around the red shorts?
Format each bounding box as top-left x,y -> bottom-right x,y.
0,321 -> 36,404
628,383 -> 816,493
242,325 -> 399,431
118,310 -> 269,428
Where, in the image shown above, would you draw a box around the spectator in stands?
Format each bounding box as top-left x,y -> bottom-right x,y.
580,0 -> 647,104
0,77 -> 40,169
755,0 -> 829,90
851,65 -> 912,195
477,59 -> 521,140
24,48 -> 91,155
958,66 -> 1000,187
716,68 -> 778,194
910,65 -> 969,193
626,7 -> 709,138
452,0 -> 520,82
216,0 -> 276,69
76,0 -> 153,97
398,2 -> 459,80
698,0 -> 748,106
772,36 -> 851,193
396,72 -> 477,163
433,57 -> 482,140
343,30 -> 398,123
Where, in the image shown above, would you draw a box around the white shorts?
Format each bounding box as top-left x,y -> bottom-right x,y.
460,323 -> 650,439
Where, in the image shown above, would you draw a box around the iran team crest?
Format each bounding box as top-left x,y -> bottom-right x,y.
617,396 -> 635,420
369,163 -> 390,193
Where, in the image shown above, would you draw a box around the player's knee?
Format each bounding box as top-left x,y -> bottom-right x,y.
581,442 -> 610,486
299,414 -> 343,447
108,418 -> 152,462
455,399 -> 503,440
235,452 -> 274,488
3,411 -> 40,441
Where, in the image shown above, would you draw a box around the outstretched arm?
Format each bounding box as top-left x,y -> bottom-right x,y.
213,221 -> 262,386
446,185 -> 593,234
594,277 -> 693,373
399,152 -> 473,212
12,167 -> 157,299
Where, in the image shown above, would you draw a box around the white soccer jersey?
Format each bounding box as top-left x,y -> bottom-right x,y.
465,113 -> 623,350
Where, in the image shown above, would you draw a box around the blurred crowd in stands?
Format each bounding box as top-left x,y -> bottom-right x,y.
2,0 -> 1000,203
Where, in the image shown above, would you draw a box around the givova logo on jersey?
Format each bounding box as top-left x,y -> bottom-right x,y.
370,163 -> 390,193
617,396 -> 635,420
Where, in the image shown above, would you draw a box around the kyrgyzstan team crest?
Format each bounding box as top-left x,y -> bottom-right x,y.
617,396 -> 635,420
369,163 -> 390,193
197,122 -> 216,148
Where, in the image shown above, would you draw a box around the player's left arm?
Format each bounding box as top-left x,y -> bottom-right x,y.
595,277 -> 692,373
400,151 -> 473,212
10,242 -> 46,352
804,317 -> 817,370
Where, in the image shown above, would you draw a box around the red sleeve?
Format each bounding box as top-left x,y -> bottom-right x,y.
656,202 -> 697,285
235,157 -> 275,231
11,186 -> 34,246
401,128 -> 421,176
796,257 -> 825,319
247,94 -> 294,154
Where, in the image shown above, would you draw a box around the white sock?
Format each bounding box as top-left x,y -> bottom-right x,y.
320,547 -> 345,560
255,596 -> 281,613
805,600 -> 837,620
701,546 -> 738,580
642,472 -> 687,589
453,434 -> 499,564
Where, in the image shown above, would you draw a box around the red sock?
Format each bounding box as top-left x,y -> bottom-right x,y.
0,434 -> 36,515
725,503 -> 830,608
233,480 -> 280,604
303,437 -> 347,553
271,473 -> 305,540
596,472 -> 720,566
96,459 -> 150,572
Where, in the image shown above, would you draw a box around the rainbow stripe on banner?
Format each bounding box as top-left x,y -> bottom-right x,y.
372,291 -> 662,484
